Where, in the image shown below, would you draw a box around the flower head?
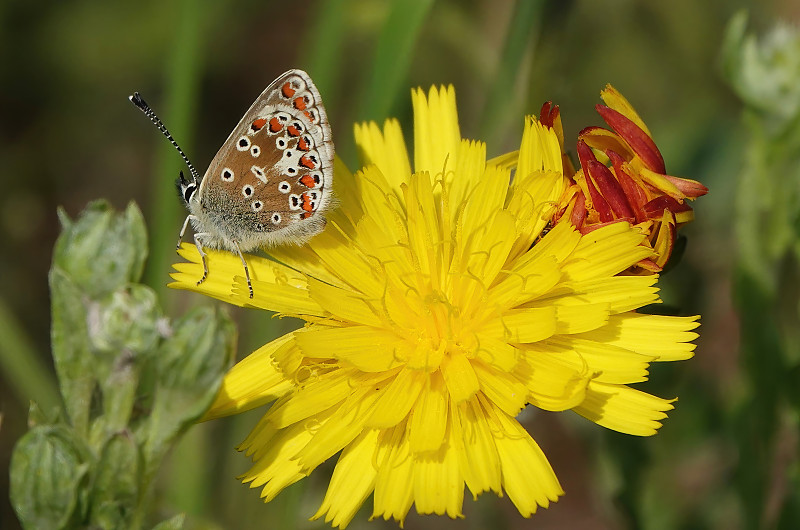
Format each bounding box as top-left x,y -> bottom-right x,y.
171,85 -> 700,527
553,85 -> 708,272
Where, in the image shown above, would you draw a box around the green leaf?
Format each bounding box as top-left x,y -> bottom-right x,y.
86,285 -> 164,437
152,514 -> 185,530
87,433 -> 141,530
88,285 -> 163,359
721,11 -> 800,124
50,267 -> 94,435
358,0 -> 435,122
480,0 -> 546,144
141,306 -> 235,464
53,200 -> 148,298
10,425 -> 92,529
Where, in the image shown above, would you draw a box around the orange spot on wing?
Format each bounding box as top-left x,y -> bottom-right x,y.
293,96 -> 307,110
300,192 -> 314,212
287,125 -> 301,137
269,117 -> 283,133
252,118 -> 267,131
299,155 -> 317,169
303,110 -> 315,122
297,136 -> 311,151
299,174 -> 315,188
281,82 -> 296,98
301,211 -> 313,219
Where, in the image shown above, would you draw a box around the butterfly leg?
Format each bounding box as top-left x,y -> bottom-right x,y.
177,214 -> 196,248
193,232 -> 210,285
232,241 -> 254,299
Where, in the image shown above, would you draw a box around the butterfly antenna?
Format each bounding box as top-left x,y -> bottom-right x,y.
129,92 -> 201,184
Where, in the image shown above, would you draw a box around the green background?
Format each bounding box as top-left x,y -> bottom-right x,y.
1,0 -> 799,528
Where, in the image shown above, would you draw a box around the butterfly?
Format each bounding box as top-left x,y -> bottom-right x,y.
131,70 -> 334,297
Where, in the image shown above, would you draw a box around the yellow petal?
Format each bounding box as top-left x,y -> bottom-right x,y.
449,139 -> 487,220
487,401 -> 563,516
473,334 -> 521,372
515,344 -> 590,411
307,277 -> 383,327
478,307 -> 557,344
454,210 -> 517,316
441,352 -> 480,403
516,116 -> 563,178
354,118 -> 412,195
451,398 -> 502,498
600,84 -> 653,138
573,380 -> 675,436
296,381 -> 384,470
472,359 -> 528,416
294,325 -> 405,372
367,368 -> 426,429
240,411 -> 329,502
202,334 -> 296,421
507,116 -> 567,256
312,429 -> 380,529
544,336 -> 655,384
539,275 -> 660,314
405,171 -> 443,287
354,165 -> 407,239
551,303 -> 611,334
413,85 -> 460,176
575,313 -> 700,361
306,224 -> 385,298
373,422 -> 414,524
510,218 -> 581,273
171,245 -> 325,316
409,371 -> 449,453
458,165 -> 512,251
488,255 -> 561,310
412,427 -> 464,518
560,222 -> 653,281
266,367 -> 360,429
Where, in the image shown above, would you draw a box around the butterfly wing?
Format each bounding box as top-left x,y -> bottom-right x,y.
198,69 -> 334,251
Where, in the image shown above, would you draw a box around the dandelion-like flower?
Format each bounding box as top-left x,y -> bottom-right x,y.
171,85 -> 700,527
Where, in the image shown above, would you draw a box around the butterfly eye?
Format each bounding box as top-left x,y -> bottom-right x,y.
242,185 -> 254,197
237,136 -> 251,151
221,168 -> 234,182
182,183 -> 196,203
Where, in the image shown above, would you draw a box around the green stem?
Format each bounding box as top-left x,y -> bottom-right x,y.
0,296 -> 60,411
142,0 -> 205,308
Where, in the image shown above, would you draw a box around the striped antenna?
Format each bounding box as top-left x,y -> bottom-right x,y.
129,92 -> 201,184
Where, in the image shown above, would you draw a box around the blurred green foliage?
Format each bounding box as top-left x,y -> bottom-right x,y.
10,202 -> 235,529
1,0 -> 799,528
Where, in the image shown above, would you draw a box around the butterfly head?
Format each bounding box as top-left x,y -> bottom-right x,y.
176,170 -> 199,206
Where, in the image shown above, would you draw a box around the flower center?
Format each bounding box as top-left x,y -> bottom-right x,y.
397,289 -> 475,372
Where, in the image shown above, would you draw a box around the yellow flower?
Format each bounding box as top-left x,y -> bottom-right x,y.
170,85 -> 700,528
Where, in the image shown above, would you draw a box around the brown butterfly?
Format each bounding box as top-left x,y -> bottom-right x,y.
130,70 -> 334,297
